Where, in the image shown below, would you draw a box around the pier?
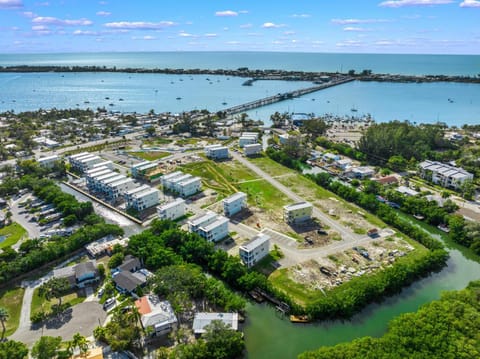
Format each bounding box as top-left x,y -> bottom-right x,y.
222,76 -> 354,116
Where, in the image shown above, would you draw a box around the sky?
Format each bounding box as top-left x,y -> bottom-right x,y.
0,0 -> 479,54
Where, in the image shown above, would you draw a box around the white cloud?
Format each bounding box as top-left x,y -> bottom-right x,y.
32,25 -> 48,31
96,11 -> 111,17
379,0 -> 454,8
336,40 -> 364,47
0,0 -> 23,9
291,14 -> 311,18
178,31 -> 194,37
283,30 -> 296,35
32,16 -> 93,26
261,22 -> 285,28
104,21 -> 176,30
215,10 -> 238,17
240,23 -> 253,28
460,0 -> 480,7
22,11 -> 36,17
132,35 -> 156,40
204,33 -> 217,37
343,26 -> 369,32
331,18 -> 389,24
73,30 -> 99,36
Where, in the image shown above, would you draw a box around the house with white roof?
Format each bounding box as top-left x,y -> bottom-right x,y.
37,155 -> 60,169
419,160 -> 473,190
188,211 -> 229,242
106,178 -> 136,199
283,202 -> 313,224
193,312 -> 238,336
135,295 -> 177,336
205,144 -> 229,160
239,233 -> 270,268
126,187 -> 160,211
223,192 -> 247,217
244,143 -> 262,156
157,198 -> 186,221
177,177 -> 202,198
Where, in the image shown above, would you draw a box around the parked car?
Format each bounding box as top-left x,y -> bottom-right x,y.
97,288 -> 105,298
103,297 -> 116,310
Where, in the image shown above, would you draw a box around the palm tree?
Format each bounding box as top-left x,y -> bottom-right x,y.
0,306 -> 9,340
72,332 -> 89,357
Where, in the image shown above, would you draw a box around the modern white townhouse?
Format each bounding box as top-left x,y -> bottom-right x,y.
205,144 -> 229,160
244,143 -> 262,156
239,233 -> 270,268
157,198 -> 186,221
419,160 -> 473,190
283,202 -> 313,224
37,154 -> 60,168
177,177 -> 202,198
126,187 -> 160,211
223,192 -> 247,217
106,178 -> 136,200
238,135 -> 257,148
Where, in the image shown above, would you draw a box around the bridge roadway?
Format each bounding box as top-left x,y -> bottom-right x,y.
223,76 -> 354,116
191,76 -> 354,121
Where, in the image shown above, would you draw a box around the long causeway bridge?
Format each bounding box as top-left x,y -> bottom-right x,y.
222,76 -> 354,116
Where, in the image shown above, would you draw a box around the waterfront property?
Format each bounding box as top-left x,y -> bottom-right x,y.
125,187 -> 160,211
188,211 -> 229,242
157,198 -> 186,221
124,185 -> 151,204
239,233 -> 270,268
106,178 -> 136,200
85,235 -> 129,257
205,144 -> 229,160
37,154 -> 60,168
244,143 -> 262,156
135,295 -> 177,336
418,160 -> 473,190
223,192 -> 247,217
284,202 -> 313,224
193,312 -> 239,335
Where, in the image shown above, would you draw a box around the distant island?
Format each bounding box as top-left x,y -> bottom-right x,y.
1,65 -> 480,84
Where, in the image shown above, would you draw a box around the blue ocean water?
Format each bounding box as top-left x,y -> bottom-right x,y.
0,52 -> 479,126
1,51 -> 479,76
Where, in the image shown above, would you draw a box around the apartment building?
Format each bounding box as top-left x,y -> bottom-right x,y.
283,202 -> 313,224
205,144 -> 229,160
239,233 -> 270,268
126,187 -> 160,211
223,192 -> 247,217
419,160 -> 473,190
177,177 -> 202,198
157,198 -> 186,221
37,155 -> 60,168
244,143 -> 262,156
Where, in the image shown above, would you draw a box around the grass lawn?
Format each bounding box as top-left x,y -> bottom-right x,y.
269,269 -> 319,306
0,222 -> 28,249
31,288 -> 86,316
129,151 -> 171,161
238,179 -> 290,211
248,156 -> 387,228
0,287 -> 25,337
143,137 -> 173,146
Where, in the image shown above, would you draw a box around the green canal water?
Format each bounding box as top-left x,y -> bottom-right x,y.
243,213 -> 480,359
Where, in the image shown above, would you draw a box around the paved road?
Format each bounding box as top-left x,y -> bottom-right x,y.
230,152 -> 362,243
9,194 -> 40,247
11,301 -> 106,346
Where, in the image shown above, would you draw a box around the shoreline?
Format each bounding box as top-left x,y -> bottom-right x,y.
1,65 -> 480,84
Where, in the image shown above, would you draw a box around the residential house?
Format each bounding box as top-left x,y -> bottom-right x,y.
177,177 -> 202,198
223,192 -> 247,217
126,187 -> 160,211
283,202 -> 313,224
188,211 -> 229,242
244,143 -> 262,156
335,158 -> 353,171
239,233 -> 270,268
205,145 -> 229,160
135,295 -> 177,336
418,160 -> 473,190
238,135 -> 257,148
373,175 -> 399,186
37,155 -> 60,169
53,261 -> 99,288
192,312 -> 239,336
157,198 -> 186,221
396,185 -> 419,197
347,166 -> 375,179
113,271 -> 146,296
105,178 -> 136,200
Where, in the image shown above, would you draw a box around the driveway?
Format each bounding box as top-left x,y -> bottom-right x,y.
10,301 -> 106,346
